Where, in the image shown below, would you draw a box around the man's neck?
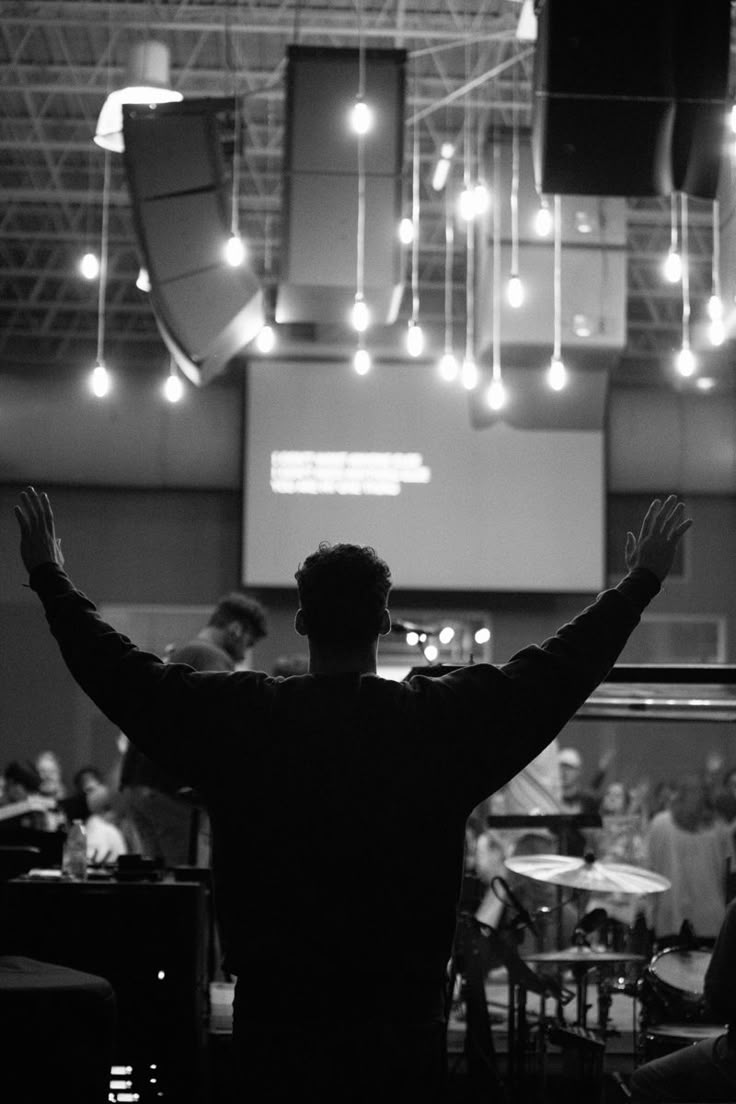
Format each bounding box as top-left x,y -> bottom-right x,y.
308,640 -> 378,676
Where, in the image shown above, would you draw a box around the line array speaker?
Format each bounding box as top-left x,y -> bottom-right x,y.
123,98 -> 264,385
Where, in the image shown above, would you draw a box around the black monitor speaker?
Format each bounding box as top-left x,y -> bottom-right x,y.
277,46 -> 406,326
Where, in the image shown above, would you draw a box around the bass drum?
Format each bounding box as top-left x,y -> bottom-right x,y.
639,947 -> 712,1025
643,1023 -> 726,1063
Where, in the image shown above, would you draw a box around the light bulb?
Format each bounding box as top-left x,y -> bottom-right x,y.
79,252 -> 99,280
406,631 -> 419,647
663,249 -> 682,283
350,98 -> 372,135
224,233 -> 246,267
547,356 -> 568,391
351,296 -> 370,333
675,345 -> 696,377
507,274 -> 524,309
89,361 -> 110,398
473,182 -> 490,215
136,266 -> 150,293
486,377 -> 507,410
474,627 -> 491,645
432,156 -> 451,192
696,376 -> 716,392
458,187 -> 476,222
256,324 -> 276,354
438,352 -> 459,382
461,358 -> 479,390
534,204 -> 553,237
398,217 -> 414,245
708,294 -> 724,321
424,644 -> 439,662
573,313 -> 593,337
709,319 -> 726,347
439,626 -> 455,644
406,321 -> 424,358
163,372 -> 184,403
353,347 -> 371,375
574,209 -> 595,234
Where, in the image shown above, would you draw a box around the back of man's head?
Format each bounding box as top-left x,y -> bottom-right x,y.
295,542 -> 391,646
209,592 -> 268,641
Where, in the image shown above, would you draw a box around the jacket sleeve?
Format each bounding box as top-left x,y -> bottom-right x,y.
705,898 -> 736,1021
28,563 -> 266,787
427,568 -> 660,803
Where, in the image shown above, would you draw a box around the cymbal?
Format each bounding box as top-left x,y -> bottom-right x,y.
524,947 -> 647,965
504,853 -> 671,895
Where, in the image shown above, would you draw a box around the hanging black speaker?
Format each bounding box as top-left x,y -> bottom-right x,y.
278,45 -> 406,326
532,0 -> 730,199
123,98 -> 265,386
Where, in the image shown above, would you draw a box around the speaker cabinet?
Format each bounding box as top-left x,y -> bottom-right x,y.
533,0 -> 731,198
277,46 -> 406,326
0,879 -> 210,1101
123,98 -> 264,386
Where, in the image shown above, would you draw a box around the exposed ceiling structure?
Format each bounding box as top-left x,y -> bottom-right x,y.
1,0 -> 734,391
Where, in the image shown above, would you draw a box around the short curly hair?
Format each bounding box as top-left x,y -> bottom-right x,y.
209,592 -> 268,641
295,542 -> 392,645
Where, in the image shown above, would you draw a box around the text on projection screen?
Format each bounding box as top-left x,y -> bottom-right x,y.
243,363 -> 604,592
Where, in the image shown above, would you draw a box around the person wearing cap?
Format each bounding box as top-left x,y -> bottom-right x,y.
558,746 -> 600,856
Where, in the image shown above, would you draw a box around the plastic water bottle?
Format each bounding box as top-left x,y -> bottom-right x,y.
62,819 -> 88,880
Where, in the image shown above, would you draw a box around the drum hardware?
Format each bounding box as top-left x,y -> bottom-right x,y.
642,1022 -> 726,1063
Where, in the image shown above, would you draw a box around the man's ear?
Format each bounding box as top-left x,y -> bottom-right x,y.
379,608 -> 391,637
295,608 -> 308,637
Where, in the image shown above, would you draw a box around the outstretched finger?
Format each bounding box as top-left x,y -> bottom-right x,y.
652,494 -> 679,533
13,504 -> 30,535
671,517 -> 693,541
41,492 -> 55,531
659,500 -> 685,535
640,498 -> 662,538
21,487 -> 43,524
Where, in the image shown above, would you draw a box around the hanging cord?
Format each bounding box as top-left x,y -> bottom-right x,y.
355,5 -> 367,305
410,69 -> 420,324
510,67 -> 520,282
491,137 -> 500,382
553,194 -> 562,361
96,148 -> 111,365
680,192 -> 690,348
444,174 -> 455,355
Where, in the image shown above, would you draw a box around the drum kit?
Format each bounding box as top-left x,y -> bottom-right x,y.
503,851 -> 726,1063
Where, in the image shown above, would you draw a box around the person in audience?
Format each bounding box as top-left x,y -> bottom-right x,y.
557,746 -> 600,856
713,765 -> 736,825
72,765 -> 127,863
645,773 -> 734,944
119,591 -> 268,866
630,894 -> 736,1101
36,749 -> 67,800
0,760 -> 54,832
14,486 -> 690,1103
272,654 -> 309,677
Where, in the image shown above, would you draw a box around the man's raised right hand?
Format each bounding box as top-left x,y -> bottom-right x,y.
624,495 -> 692,583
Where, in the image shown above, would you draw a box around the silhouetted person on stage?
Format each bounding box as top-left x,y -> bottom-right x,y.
14,487 -> 690,1103
631,895 -> 736,1102
119,591 -> 267,866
